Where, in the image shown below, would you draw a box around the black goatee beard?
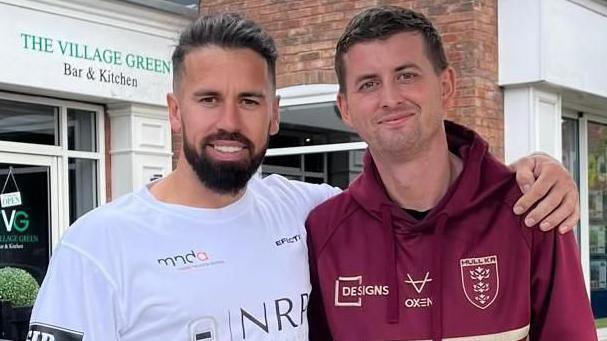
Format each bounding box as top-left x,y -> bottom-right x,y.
182,128 -> 267,195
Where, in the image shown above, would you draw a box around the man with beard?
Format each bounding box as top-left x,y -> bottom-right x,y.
28,12 -> 580,341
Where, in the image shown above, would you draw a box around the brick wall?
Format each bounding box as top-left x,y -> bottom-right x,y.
197,0 -> 503,158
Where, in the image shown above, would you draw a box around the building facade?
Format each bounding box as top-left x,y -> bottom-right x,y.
0,0 -> 189,306
0,0 -> 605,337
201,0 -> 607,336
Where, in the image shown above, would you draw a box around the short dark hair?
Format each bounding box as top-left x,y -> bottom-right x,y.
335,6 -> 449,93
172,13 -> 278,92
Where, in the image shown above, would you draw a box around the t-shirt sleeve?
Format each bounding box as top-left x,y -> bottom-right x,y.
28,242 -> 122,341
261,174 -> 341,218
529,229 -> 598,341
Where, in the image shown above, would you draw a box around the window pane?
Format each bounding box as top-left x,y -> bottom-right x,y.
262,149 -> 364,190
68,158 -> 98,224
587,121 -> 607,324
562,117 -> 581,242
305,153 -> 324,173
0,163 -> 51,285
0,98 -> 59,145
278,102 -> 362,148
67,108 -> 97,152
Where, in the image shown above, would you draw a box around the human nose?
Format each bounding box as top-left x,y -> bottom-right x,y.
379,82 -> 403,109
216,100 -> 241,131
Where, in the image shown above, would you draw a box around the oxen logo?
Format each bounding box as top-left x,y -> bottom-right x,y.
460,255 -> 499,310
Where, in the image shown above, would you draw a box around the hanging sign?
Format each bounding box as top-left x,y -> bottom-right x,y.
1,167 -> 21,208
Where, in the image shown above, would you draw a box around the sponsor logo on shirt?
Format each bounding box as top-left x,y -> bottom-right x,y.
404,272 -> 433,308
460,255 -> 499,309
275,234 -> 302,246
230,293 -> 310,339
156,250 -> 224,271
27,323 -> 84,341
334,275 -> 389,307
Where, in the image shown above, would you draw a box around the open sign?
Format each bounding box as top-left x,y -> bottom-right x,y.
0,192 -> 22,208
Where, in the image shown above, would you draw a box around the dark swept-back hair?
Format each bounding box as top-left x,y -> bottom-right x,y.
335,6 -> 449,93
172,12 -> 278,92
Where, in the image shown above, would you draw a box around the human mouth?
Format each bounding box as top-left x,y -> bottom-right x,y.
206,140 -> 250,161
378,112 -> 415,126
213,145 -> 244,153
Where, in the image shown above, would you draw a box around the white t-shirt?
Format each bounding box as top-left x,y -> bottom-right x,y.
28,175 -> 339,341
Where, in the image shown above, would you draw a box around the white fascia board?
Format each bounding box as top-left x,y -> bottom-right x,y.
277,84 -> 339,107
0,0 -> 191,40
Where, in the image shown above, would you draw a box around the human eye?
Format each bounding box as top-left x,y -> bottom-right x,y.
397,71 -> 418,82
359,80 -> 379,91
241,98 -> 260,107
199,96 -> 218,106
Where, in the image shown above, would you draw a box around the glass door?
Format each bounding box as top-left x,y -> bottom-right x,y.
0,153 -> 57,284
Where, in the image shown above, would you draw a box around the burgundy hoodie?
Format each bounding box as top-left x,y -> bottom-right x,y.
306,121 -> 596,341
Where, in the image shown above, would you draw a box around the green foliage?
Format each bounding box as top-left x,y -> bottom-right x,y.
0,267 -> 39,307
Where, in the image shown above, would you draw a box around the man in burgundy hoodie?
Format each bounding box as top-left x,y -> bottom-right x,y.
306,6 -> 597,341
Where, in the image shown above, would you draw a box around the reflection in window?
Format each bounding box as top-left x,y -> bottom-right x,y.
586,121 -> 607,328
263,101 -> 363,188
67,109 -> 97,152
0,164 -> 51,284
264,124 -> 362,189
562,118 -> 580,242
0,99 -> 59,146
68,158 -> 97,224
263,149 -> 363,189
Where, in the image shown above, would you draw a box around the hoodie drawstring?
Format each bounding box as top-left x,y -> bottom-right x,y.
432,213 -> 448,341
381,204 -> 399,324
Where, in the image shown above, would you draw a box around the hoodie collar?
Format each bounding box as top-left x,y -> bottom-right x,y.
348,120 -> 488,221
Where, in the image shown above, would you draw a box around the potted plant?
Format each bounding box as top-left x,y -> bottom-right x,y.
0,267 -> 39,340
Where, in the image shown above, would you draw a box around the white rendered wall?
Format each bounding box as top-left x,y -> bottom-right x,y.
504,86 -> 562,163
499,0 -> 607,99
108,103 -> 172,198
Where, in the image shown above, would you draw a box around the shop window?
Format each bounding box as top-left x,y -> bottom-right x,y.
0,99 -> 59,146
586,121 -> 607,328
563,115 -> 607,329
67,109 -> 97,152
263,101 -> 364,189
0,94 -> 104,287
68,158 -> 98,224
0,164 -> 51,284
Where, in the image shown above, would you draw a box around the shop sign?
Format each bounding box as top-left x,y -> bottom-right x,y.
1,167 -> 22,208
0,2 -> 176,106
0,192 -> 21,208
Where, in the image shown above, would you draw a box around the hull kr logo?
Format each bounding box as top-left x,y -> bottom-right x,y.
460,255 -> 499,310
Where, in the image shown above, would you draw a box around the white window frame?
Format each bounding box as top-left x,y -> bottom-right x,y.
0,92 -> 105,240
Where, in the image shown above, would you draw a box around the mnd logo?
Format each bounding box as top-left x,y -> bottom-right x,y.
157,250 -> 224,271
334,275 -> 389,307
